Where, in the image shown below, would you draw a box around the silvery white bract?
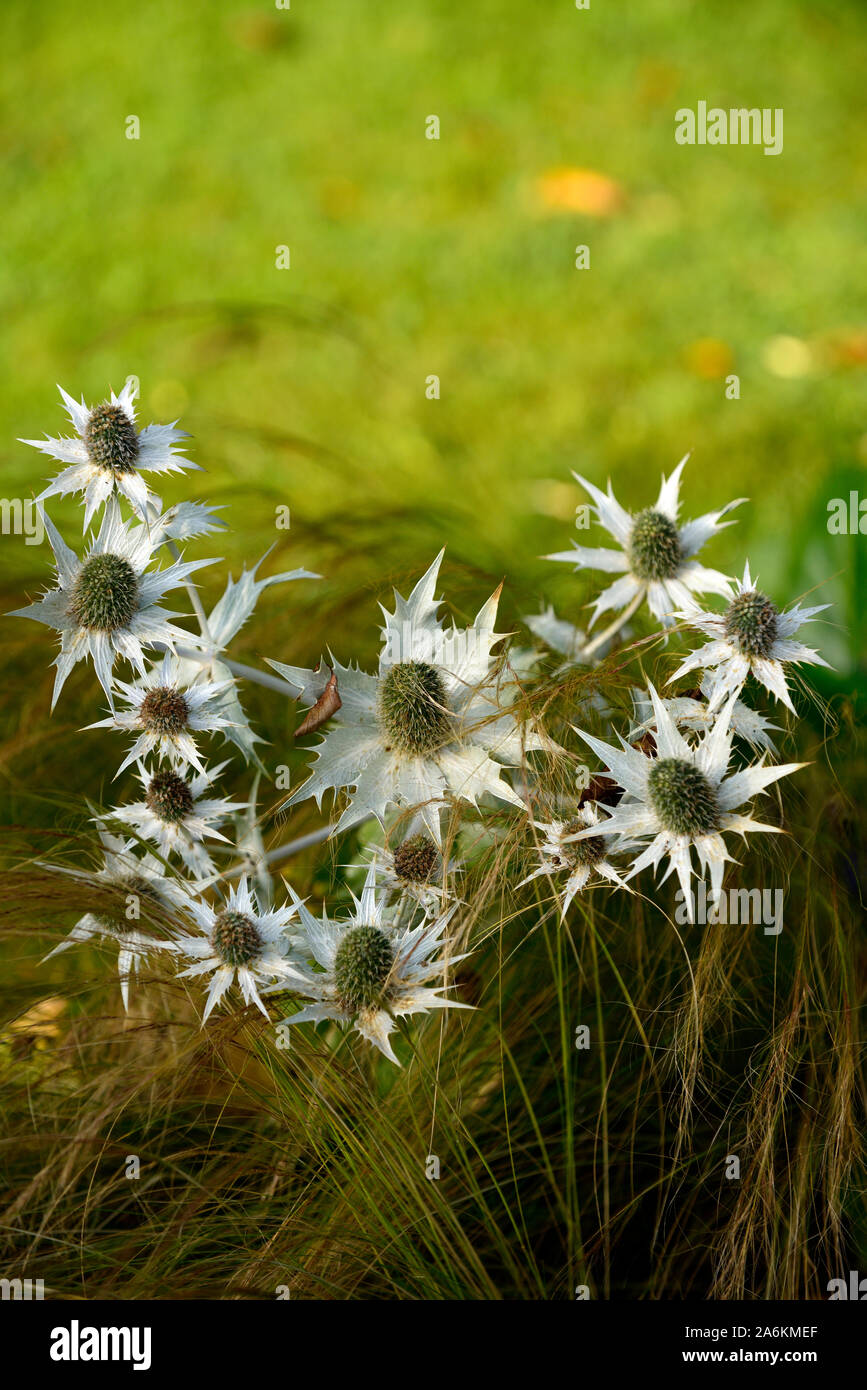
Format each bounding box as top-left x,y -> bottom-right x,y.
40,831 -> 186,1009
176,554 -> 320,770
669,562 -> 830,714
23,381 -> 199,530
108,760 -> 246,875
270,862 -> 472,1065
269,551 -> 551,844
86,652 -> 236,777
574,685 -> 806,920
10,498 -> 215,709
523,606 -> 588,661
630,678 -> 780,754
144,497 -> 226,543
519,803 -> 631,918
173,876 -> 301,1022
521,604 -> 627,669
546,457 -> 743,627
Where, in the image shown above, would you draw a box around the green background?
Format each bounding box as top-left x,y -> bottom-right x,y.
1,0 -> 865,685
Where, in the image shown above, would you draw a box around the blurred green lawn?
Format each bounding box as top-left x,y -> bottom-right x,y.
1,0 -> 865,682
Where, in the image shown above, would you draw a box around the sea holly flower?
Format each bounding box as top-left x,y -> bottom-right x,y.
369,832 -> 462,915
107,760 -> 245,875
572,685 -> 806,920
86,653 -> 235,776
22,381 -> 199,530
268,551 -> 551,844
545,456 -> 744,627
174,554 -> 319,770
9,498 -> 215,709
270,862 -> 472,1065
172,876 -> 301,1022
519,804 -> 631,918
40,832 -> 186,1009
630,678 -> 780,754
669,562 -> 830,714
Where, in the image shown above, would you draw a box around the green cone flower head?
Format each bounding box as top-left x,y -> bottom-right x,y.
573,683 -> 807,921
546,456 -> 743,627
669,562 -> 831,714
268,551 -> 550,846
272,862 -> 473,1065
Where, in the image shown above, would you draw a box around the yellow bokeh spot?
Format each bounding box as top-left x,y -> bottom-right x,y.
684,338 -> 734,380
762,335 -> 814,379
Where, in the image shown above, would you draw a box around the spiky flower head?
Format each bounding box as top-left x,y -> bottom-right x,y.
669,562 -> 830,714
378,660 -> 451,756
22,381 -> 200,530
267,551 -> 552,845
271,861 -> 472,1065
107,760 -> 246,875
572,684 -> 807,920
9,498 -> 216,709
173,877 -> 301,1022
365,830 -> 461,916
84,400 -> 141,473
627,507 -> 683,581
211,909 -> 263,968
724,588 -> 779,658
519,803 -> 631,918
87,653 -> 235,776
334,923 -> 395,1013
646,758 -> 720,837
392,833 -> 439,883
146,769 -> 195,823
545,456 -> 743,627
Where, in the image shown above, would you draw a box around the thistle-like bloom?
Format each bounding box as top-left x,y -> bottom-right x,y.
41,832 -> 185,1009
87,653 -> 235,776
573,685 -> 806,919
520,803 -> 631,918
669,562 -> 830,713
369,831 -> 461,914
172,877 -> 300,1022
108,761 -> 245,874
546,457 -> 743,627
173,554 -> 319,771
630,678 -> 780,754
10,498 -> 214,709
23,381 -> 198,529
268,552 -> 550,843
272,862 -> 472,1065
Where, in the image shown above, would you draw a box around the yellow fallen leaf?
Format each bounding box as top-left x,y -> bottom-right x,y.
536,167 -> 625,217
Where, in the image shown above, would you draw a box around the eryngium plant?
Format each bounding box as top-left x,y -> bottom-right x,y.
8,374 -> 855,1304
10,381 -> 830,1047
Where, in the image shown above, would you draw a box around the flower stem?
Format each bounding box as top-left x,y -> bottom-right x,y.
579,588 -> 644,660
221,824 -> 336,879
